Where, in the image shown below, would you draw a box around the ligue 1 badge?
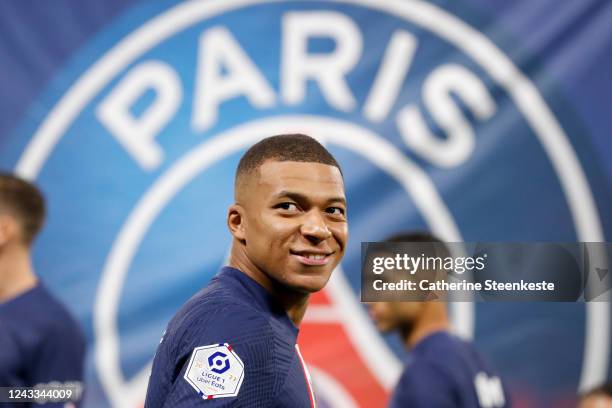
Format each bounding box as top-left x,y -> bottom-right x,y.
184,343 -> 245,399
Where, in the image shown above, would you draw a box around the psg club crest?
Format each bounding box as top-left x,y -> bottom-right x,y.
5,0 -> 607,406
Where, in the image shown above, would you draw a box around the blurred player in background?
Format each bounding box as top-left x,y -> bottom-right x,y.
145,134 -> 348,407
578,383 -> 612,408
0,173 -> 85,407
367,232 -> 510,408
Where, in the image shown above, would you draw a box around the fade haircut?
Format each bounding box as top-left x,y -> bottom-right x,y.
386,231 -> 444,245
0,172 -> 46,245
581,382 -> 612,400
386,231 -> 450,259
235,134 -> 342,193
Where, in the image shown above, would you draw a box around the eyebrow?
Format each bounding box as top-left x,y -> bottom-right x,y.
274,191 -> 346,206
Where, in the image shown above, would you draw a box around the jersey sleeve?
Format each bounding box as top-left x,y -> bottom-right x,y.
389,363 -> 458,408
30,322 -> 86,407
146,303 -> 279,407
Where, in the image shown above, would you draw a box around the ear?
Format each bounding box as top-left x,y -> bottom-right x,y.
0,215 -> 16,247
227,204 -> 247,242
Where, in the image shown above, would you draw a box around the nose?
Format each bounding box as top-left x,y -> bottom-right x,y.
300,210 -> 332,243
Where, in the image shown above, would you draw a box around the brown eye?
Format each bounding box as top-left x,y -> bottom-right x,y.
326,207 -> 345,216
277,202 -> 299,211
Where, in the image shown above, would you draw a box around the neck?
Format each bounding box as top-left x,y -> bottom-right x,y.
402,303 -> 450,350
229,243 -> 310,326
0,242 -> 37,303
275,290 -> 310,327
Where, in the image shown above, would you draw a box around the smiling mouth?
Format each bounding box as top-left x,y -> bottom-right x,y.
290,251 -> 333,266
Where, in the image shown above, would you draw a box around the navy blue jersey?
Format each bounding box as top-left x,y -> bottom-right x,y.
145,267 -> 315,407
390,332 -> 510,408
0,283 -> 86,407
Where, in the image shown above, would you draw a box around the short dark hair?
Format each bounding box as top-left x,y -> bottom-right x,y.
0,172 -> 46,245
235,134 -> 342,189
581,382 -> 612,399
386,231 -> 444,244
386,231 -> 450,258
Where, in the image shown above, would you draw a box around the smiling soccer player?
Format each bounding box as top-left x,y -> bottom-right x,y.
145,134 -> 348,407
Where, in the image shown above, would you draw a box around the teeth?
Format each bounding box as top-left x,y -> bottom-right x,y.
305,254 -> 325,260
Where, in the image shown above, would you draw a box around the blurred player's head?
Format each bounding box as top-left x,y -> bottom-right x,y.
228,134 -> 347,294
0,172 -> 46,249
579,383 -> 612,408
367,231 -> 449,346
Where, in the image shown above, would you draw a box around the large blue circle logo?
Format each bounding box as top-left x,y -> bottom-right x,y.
10,1 -> 606,406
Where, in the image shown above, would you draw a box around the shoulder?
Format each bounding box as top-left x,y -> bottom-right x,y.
417,333 -> 493,377
37,287 -> 85,342
163,290 -> 276,366
400,357 -> 454,388
149,299 -> 282,406
390,360 -> 456,407
172,284 -> 272,338
412,332 -> 474,366
5,285 -> 85,350
396,335 -> 464,398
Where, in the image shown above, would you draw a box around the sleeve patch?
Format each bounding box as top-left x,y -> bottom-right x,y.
183,343 -> 245,399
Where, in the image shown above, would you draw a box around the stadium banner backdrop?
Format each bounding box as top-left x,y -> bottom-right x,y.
1,0 -> 611,407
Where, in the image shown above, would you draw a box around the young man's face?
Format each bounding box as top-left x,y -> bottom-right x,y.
241,160 -> 348,293
367,302 -> 423,333
579,394 -> 612,408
